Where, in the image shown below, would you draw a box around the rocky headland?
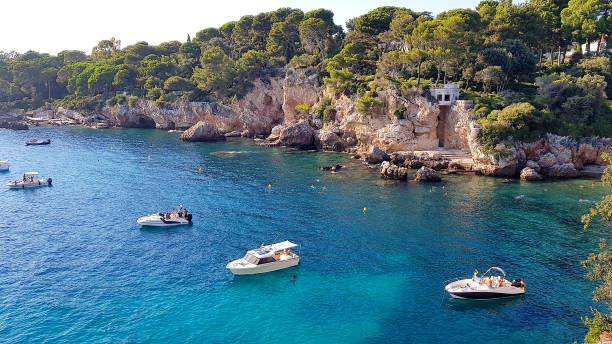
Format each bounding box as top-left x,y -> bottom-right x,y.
5,67 -> 611,181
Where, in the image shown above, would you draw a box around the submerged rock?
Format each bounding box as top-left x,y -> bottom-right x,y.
414,166 -> 441,182
365,146 -> 390,164
520,167 -> 543,181
180,121 -> 226,142
319,164 -> 343,172
380,161 -> 408,180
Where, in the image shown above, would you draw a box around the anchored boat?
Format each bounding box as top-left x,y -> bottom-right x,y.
6,172 -> 52,188
137,205 -> 192,227
444,267 -> 525,300
226,241 -> 300,275
25,139 -> 51,146
0,160 -> 8,172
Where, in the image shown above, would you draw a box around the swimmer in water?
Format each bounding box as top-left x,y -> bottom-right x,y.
445,191 -> 448,195
311,184 -> 315,188
291,274 -> 297,283
515,195 -> 524,200
579,197 -> 584,202
322,186 -> 326,190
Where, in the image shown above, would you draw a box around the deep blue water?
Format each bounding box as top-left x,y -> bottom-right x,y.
0,126 -> 610,343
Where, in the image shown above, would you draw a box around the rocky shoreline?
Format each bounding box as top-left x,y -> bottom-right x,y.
2,67 -> 610,181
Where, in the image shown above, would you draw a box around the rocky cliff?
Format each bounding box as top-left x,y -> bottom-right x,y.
16,67 -> 612,180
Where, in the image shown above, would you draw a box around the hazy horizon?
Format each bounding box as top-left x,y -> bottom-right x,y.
1,0 -> 492,55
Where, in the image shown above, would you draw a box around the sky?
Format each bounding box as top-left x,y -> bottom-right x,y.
1,0 -> 489,55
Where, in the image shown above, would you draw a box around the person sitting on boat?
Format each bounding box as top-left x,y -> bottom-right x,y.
22,174 -> 26,182
165,213 -> 170,219
183,209 -> 188,218
495,276 -> 503,288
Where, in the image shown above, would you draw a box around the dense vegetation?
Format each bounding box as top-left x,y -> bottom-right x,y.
1,0 -> 611,148
581,153 -> 612,344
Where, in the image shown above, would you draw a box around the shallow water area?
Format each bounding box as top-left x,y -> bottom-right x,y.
0,126 -> 610,343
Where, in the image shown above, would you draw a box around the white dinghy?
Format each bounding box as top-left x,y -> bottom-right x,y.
0,160 -> 8,172
137,205 -> 192,227
6,172 -> 52,188
226,241 -> 300,275
444,267 -> 525,300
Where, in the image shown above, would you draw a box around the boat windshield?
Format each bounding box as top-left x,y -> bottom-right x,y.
244,253 -> 259,265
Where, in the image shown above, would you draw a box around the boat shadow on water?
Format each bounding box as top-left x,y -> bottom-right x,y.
443,295 -> 524,312
226,267 -> 300,285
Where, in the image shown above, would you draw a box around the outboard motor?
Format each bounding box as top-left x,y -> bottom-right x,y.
47,178 -> 52,185
187,214 -> 193,222
511,279 -> 523,287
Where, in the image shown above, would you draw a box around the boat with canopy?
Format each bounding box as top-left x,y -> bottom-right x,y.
444,267 -> 525,300
6,172 -> 52,188
0,160 -> 8,172
226,240 -> 300,275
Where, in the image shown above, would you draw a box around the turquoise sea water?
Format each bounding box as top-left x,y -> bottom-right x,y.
0,126 -> 610,343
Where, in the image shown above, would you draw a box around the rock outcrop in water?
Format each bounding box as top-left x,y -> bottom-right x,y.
380,161 -> 408,180
0,120 -> 28,130
414,166 -> 441,182
179,121 -> 226,142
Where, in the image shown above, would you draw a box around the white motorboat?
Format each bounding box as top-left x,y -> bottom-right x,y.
137,205 -> 192,227
226,241 -> 300,275
0,160 -> 8,172
6,172 -> 52,188
444,267 -> 525,300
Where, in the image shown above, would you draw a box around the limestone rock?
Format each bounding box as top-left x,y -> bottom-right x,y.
314,130 -> 344,151
525,160 -> 540,172
278,121 -> 314,149
542,163 -> 579,178
180,121 -> 226,142
380,161 -> 408,180
365,146 -> 390,164
520,167 -> 543,181
414,166 -> 441,182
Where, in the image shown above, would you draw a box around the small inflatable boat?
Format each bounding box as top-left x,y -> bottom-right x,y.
25,139 -> 51,146
444,267 -> 525,300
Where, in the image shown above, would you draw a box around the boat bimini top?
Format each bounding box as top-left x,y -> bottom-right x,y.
250,241 -> 299,258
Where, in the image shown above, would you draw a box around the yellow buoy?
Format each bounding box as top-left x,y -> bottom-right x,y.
199,167 -> 202,172
268,184 -> 272,189
110,146 -> 113,150
89,138 -> 92,142
147,155 -> 150,159
363,207 -> 367,213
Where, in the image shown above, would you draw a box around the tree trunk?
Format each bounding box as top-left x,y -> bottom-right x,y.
435,61 -> 441,87
538,49 -> 543,68
584,40 -> 590,54
549,48 -> 553,64
597,34 -> 604,55
557,45 -> 561,65
417,60 -> 422,86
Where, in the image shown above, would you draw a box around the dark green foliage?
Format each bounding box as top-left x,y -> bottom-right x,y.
395,105 -> 407,119
356,96 -> 384,117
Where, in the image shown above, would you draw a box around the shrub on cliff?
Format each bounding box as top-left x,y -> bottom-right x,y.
357,96 -> 383,117
476,102 -> 540,148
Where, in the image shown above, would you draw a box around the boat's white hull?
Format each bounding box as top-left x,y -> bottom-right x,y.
137,214 -> 191,227
6,179 -> 51,188
227,257 -> 300,275
445,278 -> 525,300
